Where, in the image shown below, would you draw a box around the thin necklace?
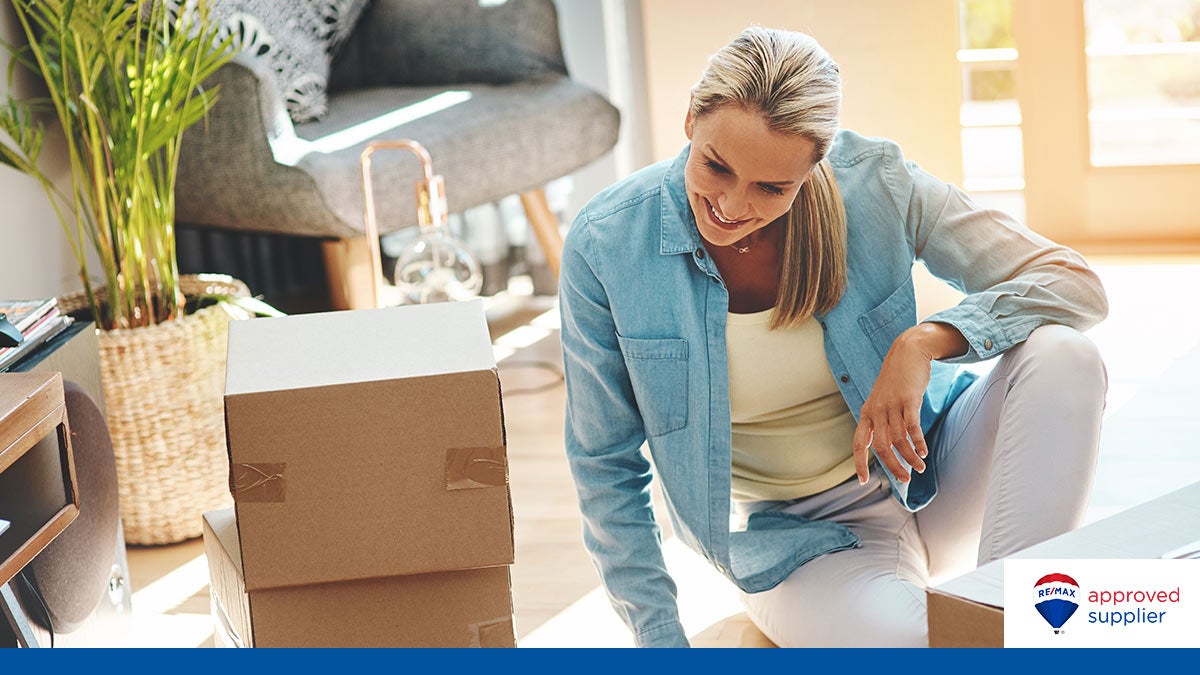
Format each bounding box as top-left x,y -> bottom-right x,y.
729,236 -> 752,254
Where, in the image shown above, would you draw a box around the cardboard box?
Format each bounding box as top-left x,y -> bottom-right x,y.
927,481 -> 1200,647
203,509 -> 515,647
223,300 -> 514,591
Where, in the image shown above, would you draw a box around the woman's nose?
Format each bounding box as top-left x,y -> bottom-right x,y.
717,193 -> 750,221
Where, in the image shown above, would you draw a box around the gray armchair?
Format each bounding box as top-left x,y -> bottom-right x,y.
175,0 -> 620,309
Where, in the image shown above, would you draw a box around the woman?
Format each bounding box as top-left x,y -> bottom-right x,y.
558,27 -> 1107,648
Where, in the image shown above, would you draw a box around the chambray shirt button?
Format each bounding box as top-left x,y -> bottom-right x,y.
711,277 -> 720,285
984,338 -> 994,350
715,563 -> 727,574
840,374 -> 850,383
695,248 -> 705,260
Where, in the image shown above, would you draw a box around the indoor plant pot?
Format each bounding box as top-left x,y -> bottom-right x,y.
59,274 -> 249,544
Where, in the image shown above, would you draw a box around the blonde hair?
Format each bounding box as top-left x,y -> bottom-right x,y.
690,27 -> 847,329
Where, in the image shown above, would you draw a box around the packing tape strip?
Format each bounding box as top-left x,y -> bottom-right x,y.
468,616 -> 515,648
445,446 -> 507,491
231,463 -> 286,502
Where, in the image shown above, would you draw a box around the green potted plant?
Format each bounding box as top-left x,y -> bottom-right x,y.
0,0 -> 256,544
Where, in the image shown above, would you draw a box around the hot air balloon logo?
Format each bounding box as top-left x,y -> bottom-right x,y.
1033,573 -> 1080,633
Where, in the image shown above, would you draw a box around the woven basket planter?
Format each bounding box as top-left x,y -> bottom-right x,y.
60,275 -> 249,545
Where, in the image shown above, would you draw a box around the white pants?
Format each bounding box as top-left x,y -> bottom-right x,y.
737,325 -> 1108,647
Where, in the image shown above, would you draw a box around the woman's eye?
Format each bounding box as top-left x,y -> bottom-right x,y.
760,184 -> 785,196
704,160 -> 729,174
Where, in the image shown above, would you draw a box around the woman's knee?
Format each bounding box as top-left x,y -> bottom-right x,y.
745,577 -> 928,648
1014,325 -> 1107,392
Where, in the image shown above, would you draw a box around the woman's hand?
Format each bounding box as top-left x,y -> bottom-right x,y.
852,322 -> 969,484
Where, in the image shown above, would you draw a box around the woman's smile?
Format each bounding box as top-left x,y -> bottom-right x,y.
705,198 -> 750,231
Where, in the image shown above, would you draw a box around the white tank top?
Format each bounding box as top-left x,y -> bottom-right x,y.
726,308 -> 859,502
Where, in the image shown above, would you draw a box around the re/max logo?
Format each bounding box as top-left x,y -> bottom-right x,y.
1037,587 -> 1077,598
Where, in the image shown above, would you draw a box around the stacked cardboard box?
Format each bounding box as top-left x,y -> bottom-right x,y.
204,300 -> 516,648
927,480 -> 1200,647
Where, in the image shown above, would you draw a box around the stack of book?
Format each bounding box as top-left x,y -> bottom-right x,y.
0,298 -> 75,371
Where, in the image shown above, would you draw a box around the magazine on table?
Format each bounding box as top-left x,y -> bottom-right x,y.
0,313 -> 74,371
0,297 -> 58,333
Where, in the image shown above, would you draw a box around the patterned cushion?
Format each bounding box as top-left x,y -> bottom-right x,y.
205,0 -> 370,123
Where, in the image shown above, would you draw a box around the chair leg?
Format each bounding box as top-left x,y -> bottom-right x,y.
519,189 -> 563,280
322,237 -> 378,310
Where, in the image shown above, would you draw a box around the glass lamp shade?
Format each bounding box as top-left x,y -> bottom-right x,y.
393,228 -> 484,304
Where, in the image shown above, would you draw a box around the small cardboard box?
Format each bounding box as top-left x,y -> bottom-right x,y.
927,481 -> 1200,647
223,300 -> 513,591
203,509 -> 515,647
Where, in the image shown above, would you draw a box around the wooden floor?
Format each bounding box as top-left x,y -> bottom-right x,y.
122,255 -> 1200,648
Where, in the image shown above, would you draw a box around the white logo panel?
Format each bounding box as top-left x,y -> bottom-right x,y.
1004,559 -> 1200,647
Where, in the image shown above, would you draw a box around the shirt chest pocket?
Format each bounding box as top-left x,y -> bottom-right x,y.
615,335 -> 689,437
857,277 -> 917,359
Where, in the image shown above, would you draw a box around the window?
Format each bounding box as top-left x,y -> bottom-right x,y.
958,0 -> 1025,218
1084,0 -> 1200,166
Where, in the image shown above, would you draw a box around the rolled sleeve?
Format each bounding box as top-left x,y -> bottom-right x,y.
924,303 -> 1013,364
886,142 -> 1109,363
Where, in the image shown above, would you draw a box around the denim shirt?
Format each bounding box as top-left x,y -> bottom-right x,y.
558,130 -> 1108,648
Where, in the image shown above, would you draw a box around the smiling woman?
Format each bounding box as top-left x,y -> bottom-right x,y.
558,26 -> 1110,648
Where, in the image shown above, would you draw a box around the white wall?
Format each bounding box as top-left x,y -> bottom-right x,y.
0,4 -> 78,300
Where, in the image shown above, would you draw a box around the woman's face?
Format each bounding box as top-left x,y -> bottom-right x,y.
684,105 -> 818,248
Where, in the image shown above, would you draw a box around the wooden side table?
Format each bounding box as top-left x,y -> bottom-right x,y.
3,321 -> 133,649
0,372 -> 79,648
